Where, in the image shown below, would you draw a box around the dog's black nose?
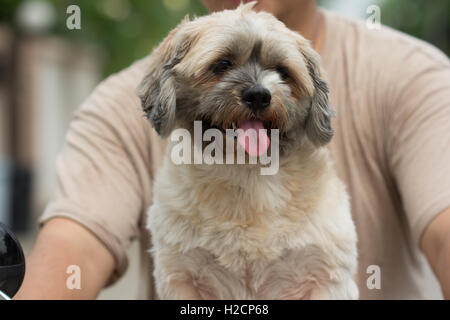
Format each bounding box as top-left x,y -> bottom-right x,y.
242,85 -> 271,110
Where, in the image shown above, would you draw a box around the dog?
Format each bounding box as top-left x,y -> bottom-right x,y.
137,3 -> 358,299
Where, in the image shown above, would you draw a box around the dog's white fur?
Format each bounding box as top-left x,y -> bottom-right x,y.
148,143 -> 358,299
144,3 -> 358,300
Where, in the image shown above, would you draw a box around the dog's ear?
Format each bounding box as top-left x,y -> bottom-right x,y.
137,16 -> 195,137
301,45 -> 335,147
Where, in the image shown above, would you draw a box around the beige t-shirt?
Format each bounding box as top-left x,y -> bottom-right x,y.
39,10 -> 450,299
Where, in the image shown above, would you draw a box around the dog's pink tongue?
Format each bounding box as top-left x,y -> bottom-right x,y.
237,120 -> 270,156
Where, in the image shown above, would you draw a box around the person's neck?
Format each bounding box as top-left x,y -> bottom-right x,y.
276,2 -> 325,54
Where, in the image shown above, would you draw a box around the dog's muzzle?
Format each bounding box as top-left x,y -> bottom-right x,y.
242,84 -> 271,111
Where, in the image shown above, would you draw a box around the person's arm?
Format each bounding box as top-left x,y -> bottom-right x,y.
14,218 -> 115,299
421,207 -> 450,299
381,37 -> 450,298
11,58 -> 157,299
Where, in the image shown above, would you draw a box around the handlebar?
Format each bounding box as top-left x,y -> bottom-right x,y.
0,222 -> 26,300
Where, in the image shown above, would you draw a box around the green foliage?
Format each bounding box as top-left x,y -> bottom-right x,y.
1,0 -> 448,77
0,0 -> 207,76
0,0 -> 20,23
380,0 -> 449,55
49,0 -> 207,76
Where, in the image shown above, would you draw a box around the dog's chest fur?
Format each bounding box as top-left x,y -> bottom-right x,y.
148,147 -> 357,299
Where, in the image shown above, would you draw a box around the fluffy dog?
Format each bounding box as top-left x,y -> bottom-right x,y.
138,3 -> 358,299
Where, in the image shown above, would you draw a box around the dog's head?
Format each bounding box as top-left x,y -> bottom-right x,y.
138,2 -> 334,155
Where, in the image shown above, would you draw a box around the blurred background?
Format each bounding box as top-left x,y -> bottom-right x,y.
0,0 -> 448,299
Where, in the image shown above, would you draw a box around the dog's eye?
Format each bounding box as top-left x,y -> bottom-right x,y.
276,66 -> 290,80
212,59 -> 232,74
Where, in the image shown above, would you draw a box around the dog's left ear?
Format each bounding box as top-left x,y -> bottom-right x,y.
137,16 -> 196,137
301,46 -> 335,147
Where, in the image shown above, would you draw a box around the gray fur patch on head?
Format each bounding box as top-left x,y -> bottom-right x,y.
137,16 -> 195,137
303,59 -> 335,147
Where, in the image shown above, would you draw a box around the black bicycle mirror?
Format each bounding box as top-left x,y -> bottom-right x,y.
0,222 -> 26,299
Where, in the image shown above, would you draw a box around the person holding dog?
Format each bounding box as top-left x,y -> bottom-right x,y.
15,0 -> 450,299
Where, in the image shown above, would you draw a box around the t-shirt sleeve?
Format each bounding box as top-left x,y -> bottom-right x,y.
387,44 -> 450,246
38,62 -> 156,283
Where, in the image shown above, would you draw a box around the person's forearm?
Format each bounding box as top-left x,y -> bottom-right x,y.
422,207 -> 450,300
14,218 -> 115,300
434,233 -> 450,299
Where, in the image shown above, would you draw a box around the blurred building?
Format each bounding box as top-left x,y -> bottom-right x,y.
0,26 -> 13,227
0,22 -> 101,231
